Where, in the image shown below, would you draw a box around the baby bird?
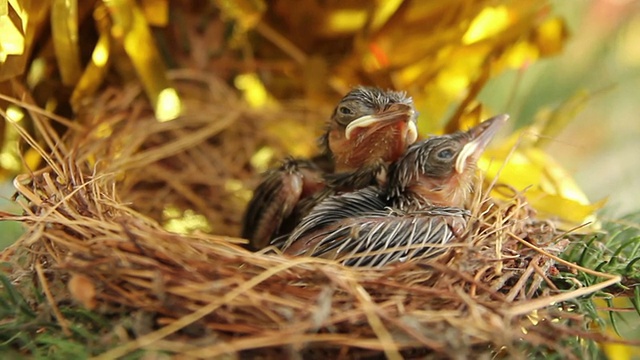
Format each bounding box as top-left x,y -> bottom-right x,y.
242,86 -> 418,250
282,114 -> 509,267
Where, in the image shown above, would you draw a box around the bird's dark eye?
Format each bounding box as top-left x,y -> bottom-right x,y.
338,106 -> 353,116
437,148 -> 454,160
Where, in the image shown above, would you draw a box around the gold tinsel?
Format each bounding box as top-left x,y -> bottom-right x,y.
0,0 -> 595,227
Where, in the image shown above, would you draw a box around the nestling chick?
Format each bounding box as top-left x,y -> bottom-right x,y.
282,115 -> 509,267
242,87 -> 418,250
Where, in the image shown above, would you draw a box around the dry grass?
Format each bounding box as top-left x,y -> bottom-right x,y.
0,71 -> 622,359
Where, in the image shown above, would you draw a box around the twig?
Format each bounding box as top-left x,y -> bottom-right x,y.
502,231 -> 621,317
35,261 -> 71,336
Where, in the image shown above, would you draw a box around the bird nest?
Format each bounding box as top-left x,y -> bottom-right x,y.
1,71 -> 618,359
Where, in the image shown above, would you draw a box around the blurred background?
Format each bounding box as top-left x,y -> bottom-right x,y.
480,0 -> 640,218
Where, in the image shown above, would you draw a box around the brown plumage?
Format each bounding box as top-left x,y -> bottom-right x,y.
387,114 -> 509,210
319,87 -> 418,173
282,114 -> 509,267
242,87 -> 418,250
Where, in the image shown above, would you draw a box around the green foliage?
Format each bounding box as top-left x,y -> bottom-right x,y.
516,334 -> 603,360
563,211 -> 640,287
560,211 -> 640,345
0,270 -> 112,359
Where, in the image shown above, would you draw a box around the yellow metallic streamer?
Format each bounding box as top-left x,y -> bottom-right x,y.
0,0 -> 25,62
214,0 -> 265,47
326,9 -> 368,35
225,179 -> 252,202
156,87 -> 181,122
163,206 -> 212,234
250,146 -> 275,173
214,0 -> 265,30
462,6 -> 510,44
103,0 -> 181,121
369,0 -> 404,32
533,17 -> 567,57
480,129 -> 605,226
26,56 -> 45,88
0,105 -> 24,174
500,40 -> 539,69
234,73 -> 273,107
70,5 -> 113,111
140,0 -> 168,26
0,0 -> 50,81
70,32 -> 110,110
592,298 -> 640,360
51,0 -> 81,85
5,105 -> 24,123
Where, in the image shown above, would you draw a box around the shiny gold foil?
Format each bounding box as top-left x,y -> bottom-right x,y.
70,32 -> 110,110
51,0 -> 82,85
0,0 -> 50,81
103,0 -> 180,121
214,0 -> 265,31
140,0 -> 168,26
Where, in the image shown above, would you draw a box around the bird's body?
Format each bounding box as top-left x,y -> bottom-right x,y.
282,186 -> 469,267
242,87 -> 418,250
282,114 -> 509,267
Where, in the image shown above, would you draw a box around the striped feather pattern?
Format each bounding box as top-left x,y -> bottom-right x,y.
282,187 -> 469,267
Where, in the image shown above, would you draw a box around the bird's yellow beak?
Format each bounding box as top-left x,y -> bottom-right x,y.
455,114 -> 509,174
345,103 -> 417,144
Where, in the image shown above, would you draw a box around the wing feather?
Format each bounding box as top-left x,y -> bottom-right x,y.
242,159 -> 323,250
284,186 -> 469,267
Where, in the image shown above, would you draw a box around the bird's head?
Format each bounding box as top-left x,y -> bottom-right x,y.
388,114 -> 508,209
320,86 -> 418,172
